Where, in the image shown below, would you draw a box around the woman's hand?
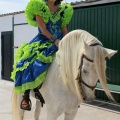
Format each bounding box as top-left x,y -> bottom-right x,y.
54,39 -> 60,47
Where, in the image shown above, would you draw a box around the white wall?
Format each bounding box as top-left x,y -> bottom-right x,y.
14,13 -> 26,24
0,15 -> 13,31
0,15 -> 13,79
14,13 -> 38,53
0,13 -> 38,79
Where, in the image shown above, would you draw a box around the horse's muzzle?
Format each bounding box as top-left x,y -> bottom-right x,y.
84,97 -> 95,102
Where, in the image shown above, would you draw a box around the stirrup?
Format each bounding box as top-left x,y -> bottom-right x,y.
34,91 -> 45,107
20,97 -> 32,111
35,92 -> 45,103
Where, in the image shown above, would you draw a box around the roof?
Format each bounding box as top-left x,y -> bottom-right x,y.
0,11 -> 24,17
71,0 -> 120,8
0,0 -> 120,17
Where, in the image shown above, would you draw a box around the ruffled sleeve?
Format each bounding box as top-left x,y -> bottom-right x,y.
61,3 -> 74,28
25,0 -> 50,27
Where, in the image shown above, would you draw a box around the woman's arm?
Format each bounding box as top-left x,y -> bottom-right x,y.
54,26 -> 68,47
36,15 -> 53,40
36,15 -> 67,47
36,15 -> 60,46
62,26 -> 68,37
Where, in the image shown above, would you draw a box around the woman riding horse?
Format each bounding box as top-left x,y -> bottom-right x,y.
11,0 -> 73,111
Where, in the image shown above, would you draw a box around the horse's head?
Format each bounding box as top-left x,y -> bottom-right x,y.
57,29 -> 117,103
79,41 -> 117,102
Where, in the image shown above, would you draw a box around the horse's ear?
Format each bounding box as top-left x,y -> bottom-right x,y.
104,48 -> 117,59
83,40 -> 91,53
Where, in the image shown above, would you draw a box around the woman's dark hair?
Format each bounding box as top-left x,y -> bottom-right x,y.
55,0 -> 63,5
46,0 -> 63,6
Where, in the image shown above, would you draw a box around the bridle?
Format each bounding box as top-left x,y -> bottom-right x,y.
76,43 -> 103,91
76,54 -> 96,91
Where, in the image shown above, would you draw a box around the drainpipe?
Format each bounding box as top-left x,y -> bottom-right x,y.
12,15 -> 14,64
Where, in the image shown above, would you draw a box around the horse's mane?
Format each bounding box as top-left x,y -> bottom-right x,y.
93,46 -> 114,101
56,29 -> 114,101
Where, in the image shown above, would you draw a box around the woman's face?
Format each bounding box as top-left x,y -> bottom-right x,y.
47,0 -> 56,3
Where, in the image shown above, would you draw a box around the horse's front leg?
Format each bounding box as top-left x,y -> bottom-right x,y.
47,113 -> 58,120
64,108 -> 78,120
34,100 -> 41,120
46,108 -> 58,120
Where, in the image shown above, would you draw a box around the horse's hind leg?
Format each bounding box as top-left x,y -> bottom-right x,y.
64,108 -> 78,120
34,100 -> 41,120
17,94 -> 25,120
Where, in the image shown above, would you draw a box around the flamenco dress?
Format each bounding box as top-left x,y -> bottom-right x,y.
11,0 -> 73,94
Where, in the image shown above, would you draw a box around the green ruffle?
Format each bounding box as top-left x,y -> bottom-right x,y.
61,3 -> 74,28
11,42 -> 55,81
25,0 -> 73,27
49,3 -> 73,25
49,8 -> 63,23
14,71 -> 47,94
25,0 -> 50,26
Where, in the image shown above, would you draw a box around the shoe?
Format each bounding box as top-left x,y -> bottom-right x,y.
20,96 -> 32,111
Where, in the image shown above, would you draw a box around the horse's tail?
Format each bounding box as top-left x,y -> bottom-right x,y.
12,90 -> 21,120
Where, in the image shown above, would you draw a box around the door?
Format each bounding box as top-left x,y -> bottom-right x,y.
1,31 -> 13,81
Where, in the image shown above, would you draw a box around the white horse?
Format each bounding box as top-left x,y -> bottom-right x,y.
12,29 -> 117,120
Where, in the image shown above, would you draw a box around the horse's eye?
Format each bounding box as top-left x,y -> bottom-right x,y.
83,69 -> 88,74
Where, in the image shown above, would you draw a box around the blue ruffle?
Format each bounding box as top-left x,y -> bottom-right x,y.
15,60 -> 50,86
